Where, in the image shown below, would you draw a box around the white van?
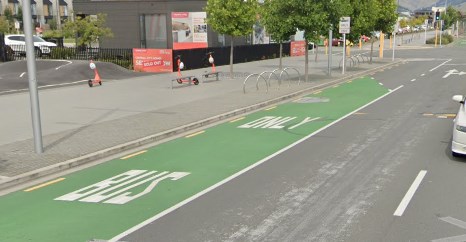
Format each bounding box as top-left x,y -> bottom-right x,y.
452,95 -> 466,157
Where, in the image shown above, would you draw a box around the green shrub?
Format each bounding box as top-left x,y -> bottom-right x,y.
426,34 -> 453,45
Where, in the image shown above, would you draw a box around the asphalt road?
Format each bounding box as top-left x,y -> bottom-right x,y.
119,45 -> 466,241
0,59 -> 153,94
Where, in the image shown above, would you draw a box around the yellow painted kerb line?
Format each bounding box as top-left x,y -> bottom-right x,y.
230,117 -> 245,123
24,178 -> 66,192
265,106 -> 276,111
186,130 -> 205,138
121,150 -> 147,160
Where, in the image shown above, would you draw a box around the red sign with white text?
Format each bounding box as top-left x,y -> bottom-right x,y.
290,41 -> 306,57
132,48 -> 173,73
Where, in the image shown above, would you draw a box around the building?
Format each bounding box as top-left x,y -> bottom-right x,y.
0,0 -> 73,29
73,0 -> 246,49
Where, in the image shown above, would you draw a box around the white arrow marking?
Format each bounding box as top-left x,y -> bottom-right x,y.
432,217 -> 466,242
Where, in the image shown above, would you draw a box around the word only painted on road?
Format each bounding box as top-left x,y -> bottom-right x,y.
238,116 -> 320,129
55,170 -> 190,205
443,69 -> 466,79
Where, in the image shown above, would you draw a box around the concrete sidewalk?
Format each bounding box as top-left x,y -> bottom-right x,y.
0,47 -> 402,191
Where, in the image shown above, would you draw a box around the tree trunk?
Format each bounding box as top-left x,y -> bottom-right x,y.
315,44 -> 318,62
305,39 -> 309,82
230,38 -> 234,78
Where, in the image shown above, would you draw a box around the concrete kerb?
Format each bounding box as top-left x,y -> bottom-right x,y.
0,59 -> 403,191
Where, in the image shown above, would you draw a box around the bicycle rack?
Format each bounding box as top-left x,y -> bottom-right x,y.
243,67 -> 302,94
280,67 -> 301,86
257,71 -> 281,88
339,56 -> 357,69
243,73 -> 268,94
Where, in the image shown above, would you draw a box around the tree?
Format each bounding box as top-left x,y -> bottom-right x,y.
3,8 -> 14,33
372,0 -> 397,61
373,0 -> 398,34
286,0 -> 351,81
347,0 -> 378,42
443,6 -> 461,31
62,13 -> 113,47
261,0 -> 296,69
205,0 -> 258,77
0,17 -> 9,33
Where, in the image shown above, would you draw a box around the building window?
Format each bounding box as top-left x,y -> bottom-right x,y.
140,14 -> 167,49
59,0 -> 68,17
31,4 -> 37,16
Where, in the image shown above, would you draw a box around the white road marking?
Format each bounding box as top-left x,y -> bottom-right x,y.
0,80 -> 89,95
410,79 -> 416,82
393,170 -> 427,216
55,60 -> 73,70
108,85 -> 405,242
432,217 -> 466,242
444,63 -> 466,66
421,74 -> 425,76
430,59 -> 452,72
19,72 -> 26,78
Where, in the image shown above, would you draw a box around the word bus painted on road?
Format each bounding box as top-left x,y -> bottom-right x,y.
238,116 -> 320,129
55,170 -> 190,205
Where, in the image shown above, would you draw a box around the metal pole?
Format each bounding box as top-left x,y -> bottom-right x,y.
424,25 -> 427,44
328,27 -> 332,76
342,33 -> 346,75
392,32 -> 396,61
22,0 -> 44,154
440,20 -> 443,48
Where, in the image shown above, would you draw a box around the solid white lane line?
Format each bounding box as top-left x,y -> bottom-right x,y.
393,170 -> 427,216
430,59 -> 451,72
109,85 -> 404,242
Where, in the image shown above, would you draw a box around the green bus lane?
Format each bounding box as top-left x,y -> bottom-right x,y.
0,77 -> 389,242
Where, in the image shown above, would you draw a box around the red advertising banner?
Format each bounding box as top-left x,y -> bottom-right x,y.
132,48 -> 173,73
290,41 -> 306,57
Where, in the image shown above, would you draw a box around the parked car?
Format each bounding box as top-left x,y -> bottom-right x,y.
452,95 -> 466,157
4,34 -> 57,57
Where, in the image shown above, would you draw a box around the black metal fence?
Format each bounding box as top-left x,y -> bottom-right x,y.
1,41 -> 292,72
173,43 -> 291,71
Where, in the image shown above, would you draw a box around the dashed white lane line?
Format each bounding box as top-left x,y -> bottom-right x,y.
19,72 -> 26,78
410,79 -> 416,82
393,170 -> 427,216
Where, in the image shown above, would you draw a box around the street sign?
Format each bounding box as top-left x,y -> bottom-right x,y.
339,17 -> 350,34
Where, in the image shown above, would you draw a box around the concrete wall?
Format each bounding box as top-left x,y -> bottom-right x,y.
73,0 -> 248,49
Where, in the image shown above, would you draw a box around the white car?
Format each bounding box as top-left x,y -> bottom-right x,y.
4,34 -> 57,57
452,95 -> 466,157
